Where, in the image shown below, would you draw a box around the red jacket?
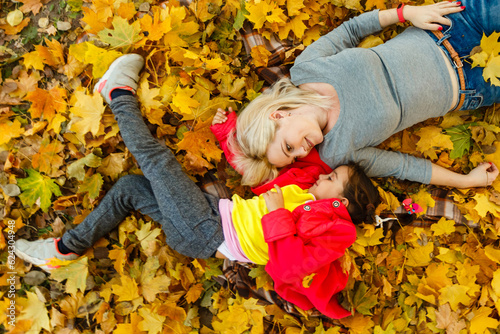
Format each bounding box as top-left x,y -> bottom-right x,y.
211,112 -> 355,318
210,111 -> 332,195
262,199 -> 356,318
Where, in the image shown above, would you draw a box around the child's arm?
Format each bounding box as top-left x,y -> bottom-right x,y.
261,209 -> 356,281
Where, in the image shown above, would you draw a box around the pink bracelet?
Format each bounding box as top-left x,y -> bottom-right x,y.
397,3 -> 406,23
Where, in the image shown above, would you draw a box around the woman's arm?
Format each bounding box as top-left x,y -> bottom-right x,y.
430,162 -> 499,188
379,2 -> 464,30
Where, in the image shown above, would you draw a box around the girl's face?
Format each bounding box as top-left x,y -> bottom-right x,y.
308,165 -> 350,201
266,106 -> 325,167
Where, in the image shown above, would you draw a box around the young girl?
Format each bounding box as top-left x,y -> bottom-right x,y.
225,1 -> 500,188
15,54 -> 380,319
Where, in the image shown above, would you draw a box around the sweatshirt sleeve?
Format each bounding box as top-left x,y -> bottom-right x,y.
262,208 -> 356,283
292,10 -> 382,63
346,147 -> 433,184
210,111 -> 239,172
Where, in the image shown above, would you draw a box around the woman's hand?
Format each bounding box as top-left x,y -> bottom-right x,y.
404,1 -> 464,31
263,185 -> 285,212
464,162 -> 499,188
212,107 -> 233,125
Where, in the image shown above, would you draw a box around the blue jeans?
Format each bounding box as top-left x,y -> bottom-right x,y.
62,96 -> 224,258
426,0 -> 500,110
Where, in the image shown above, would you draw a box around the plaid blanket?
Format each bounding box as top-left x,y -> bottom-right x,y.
197,22 -> 474,320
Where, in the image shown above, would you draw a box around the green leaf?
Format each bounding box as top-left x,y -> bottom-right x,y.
79,173 -> 103,200
445,123 -> 475,159
18,169 -> 62,212
50,257 -> 89,295
233,0 -> 249,30
67,153 -> 102,181
97,16 -> 142,51
352,282 -> 378,315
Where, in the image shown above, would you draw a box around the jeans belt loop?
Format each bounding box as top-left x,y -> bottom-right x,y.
431,30 -> 466,112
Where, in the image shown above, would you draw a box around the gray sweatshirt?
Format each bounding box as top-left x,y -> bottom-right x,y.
290,10 -> 454,184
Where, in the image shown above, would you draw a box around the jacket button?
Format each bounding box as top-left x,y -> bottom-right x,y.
332,200 -> 340,208
303,205 -> 311,211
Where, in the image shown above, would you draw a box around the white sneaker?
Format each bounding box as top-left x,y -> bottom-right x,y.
93,54 -> 145,104
15,238 -> 79,273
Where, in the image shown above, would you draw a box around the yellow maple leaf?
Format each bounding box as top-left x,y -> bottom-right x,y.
478,31 -> 500,55
279,12 -> 309,40
287,0 -> 305,16
416,126 -> 454,160
250,45 -> 272,67
135,221 -> 162,254
116,2 -> 136,20
69,90 -> 106,136
80,43 -> 123,78
16,291 -> 51,333
137,78 -> 163,113
246,0 -> 285,30
406,242 -> 434,267
483,54 -> 500,86
81,6 -> 112,34
439,284 -> 471,311
23,50 -> 45,71
112,275 -> 140,302
139,7 -> 171,41
50,257 -> 89,296
138,305 -> 166,334
473,192 -> 500,217
114,312 -> 143,334
171,85 -> 200,119
377,186 -> 400,212
469,307 -> 500,334
109,248 -> 127,275
98,16 -> 142,51
430,217 -> 456,236
0,119 -> 24,145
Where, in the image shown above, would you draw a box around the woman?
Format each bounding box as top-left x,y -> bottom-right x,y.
229,0 -> 500,188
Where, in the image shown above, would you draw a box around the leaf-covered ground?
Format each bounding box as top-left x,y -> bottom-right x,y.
1,0 -> 500,333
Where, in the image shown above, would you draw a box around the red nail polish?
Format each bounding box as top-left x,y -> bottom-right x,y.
456,1 -> 461,4
461,5 -> 465,9
438,26 -> 443,31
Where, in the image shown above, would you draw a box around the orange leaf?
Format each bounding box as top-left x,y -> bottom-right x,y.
32,139 -> 65,176
26,87 -> 67,121
19,0 -> 46,14
0,17 -> 30,35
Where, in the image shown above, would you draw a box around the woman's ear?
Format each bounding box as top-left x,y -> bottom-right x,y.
269,110 -> 290,120
341,197 -> 349,208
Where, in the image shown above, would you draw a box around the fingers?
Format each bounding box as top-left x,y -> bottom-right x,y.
212,108 -> 228,125
274,184 -> 282,194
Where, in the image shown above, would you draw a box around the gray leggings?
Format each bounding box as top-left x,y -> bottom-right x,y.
62,96 -> 224,258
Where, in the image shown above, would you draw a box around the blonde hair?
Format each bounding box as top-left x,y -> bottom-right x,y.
231,77 -> 332,187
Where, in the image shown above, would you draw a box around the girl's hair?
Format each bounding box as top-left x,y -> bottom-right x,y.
343,162 -> 381,225
344,162 -> 416,241
230,77 -> 332,187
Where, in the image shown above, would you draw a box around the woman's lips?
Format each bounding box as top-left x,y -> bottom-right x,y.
305,138 -> 313,149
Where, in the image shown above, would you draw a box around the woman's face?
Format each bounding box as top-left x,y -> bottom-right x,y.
266,107 -> 324,167
308,165 -> 350,201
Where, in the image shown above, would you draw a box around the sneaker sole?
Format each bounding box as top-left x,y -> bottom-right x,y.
94,54 -> 141,99
15,247 -> 54,273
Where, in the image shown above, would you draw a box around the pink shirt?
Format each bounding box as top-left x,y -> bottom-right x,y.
218,199 -> 252,262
